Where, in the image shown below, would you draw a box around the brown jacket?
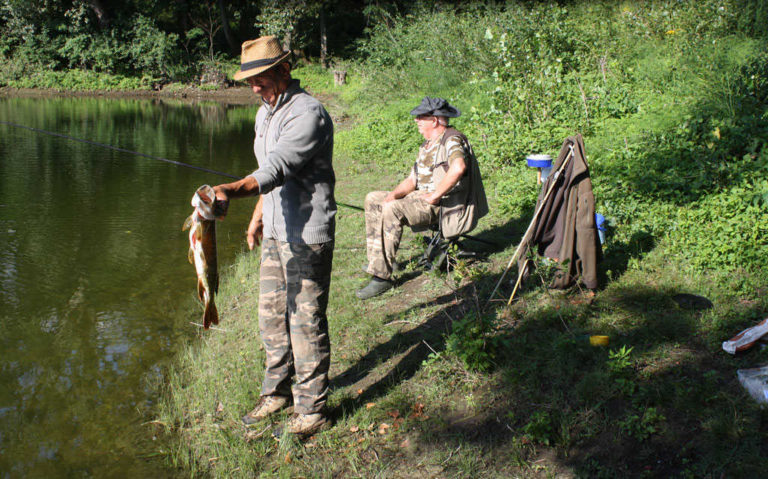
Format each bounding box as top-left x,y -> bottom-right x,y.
521,134 -> 601,289
432,128 -> 489,239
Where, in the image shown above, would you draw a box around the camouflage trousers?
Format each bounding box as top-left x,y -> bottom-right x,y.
258,238 -> 334,415
364,191 -> 439,280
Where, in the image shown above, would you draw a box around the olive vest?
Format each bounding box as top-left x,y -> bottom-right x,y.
432,128 -> 488,239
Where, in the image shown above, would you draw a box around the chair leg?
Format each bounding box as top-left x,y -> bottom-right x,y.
419,234 -> 481,272
434,239 -> 458,272
418,231 -> 442,269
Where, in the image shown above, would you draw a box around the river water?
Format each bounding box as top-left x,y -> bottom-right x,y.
0,95 -> 259,477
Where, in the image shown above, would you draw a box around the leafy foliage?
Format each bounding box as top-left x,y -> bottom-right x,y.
444,310 -> 500,372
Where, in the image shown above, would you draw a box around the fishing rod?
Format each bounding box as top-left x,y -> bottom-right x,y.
1,120 -> 364,211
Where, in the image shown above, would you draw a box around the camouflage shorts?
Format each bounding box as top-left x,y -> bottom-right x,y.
364,191 -> 438,279
258,238 -> 334,415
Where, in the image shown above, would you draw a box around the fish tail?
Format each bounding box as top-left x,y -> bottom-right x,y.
203,300 -> 219,329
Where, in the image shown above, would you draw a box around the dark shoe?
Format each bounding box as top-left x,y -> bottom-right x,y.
356,277 -> 393,300
273,413 -> 329,439
242,395 -> 292,425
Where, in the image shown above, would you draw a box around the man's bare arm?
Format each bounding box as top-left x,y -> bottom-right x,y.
422,157 -> 466,205
246,196 -> 264,250
384,176 -> 417,202
212,176 -> 260,217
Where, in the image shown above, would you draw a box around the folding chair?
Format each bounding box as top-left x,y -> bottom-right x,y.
414,207 -> 494,271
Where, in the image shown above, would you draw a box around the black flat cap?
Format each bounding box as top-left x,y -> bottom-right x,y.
409,96 -> 461,118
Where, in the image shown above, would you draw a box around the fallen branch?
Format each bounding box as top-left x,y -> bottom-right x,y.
441,444 -> 462,465
422,340 -> 438,355
384,320 -> 419,327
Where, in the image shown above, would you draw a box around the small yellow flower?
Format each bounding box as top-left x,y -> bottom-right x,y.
666,29 -> 677,35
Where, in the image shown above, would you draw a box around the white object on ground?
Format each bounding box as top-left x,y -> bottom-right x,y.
737,366 -> 768,404
722,318 -> 768,354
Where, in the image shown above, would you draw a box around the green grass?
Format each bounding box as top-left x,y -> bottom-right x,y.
153,2 -> 768,477
153,90 -> 768,477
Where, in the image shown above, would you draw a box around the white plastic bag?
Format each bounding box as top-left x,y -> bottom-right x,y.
737,366 -> 768,404
722,318 -> 768,354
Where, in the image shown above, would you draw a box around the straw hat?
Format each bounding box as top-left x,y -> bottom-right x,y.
233,36 -> 291,81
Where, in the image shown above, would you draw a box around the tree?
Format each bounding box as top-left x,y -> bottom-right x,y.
189,0 -> 222,62
216,0 -> 238,54
319,4 -> 327,67
255,0 -> 306,52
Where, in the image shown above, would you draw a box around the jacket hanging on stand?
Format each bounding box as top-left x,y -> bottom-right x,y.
519,134 -> 602,289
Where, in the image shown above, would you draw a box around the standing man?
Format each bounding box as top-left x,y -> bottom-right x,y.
211,36 -> 336,436
357,97 -> 487,300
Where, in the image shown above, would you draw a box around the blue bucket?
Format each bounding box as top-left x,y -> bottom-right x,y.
527,154 -> 553,183
526,154 -> 553,168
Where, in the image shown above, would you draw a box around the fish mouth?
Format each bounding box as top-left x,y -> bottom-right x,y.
195,185 -> 215,204
191,185 -> 217,219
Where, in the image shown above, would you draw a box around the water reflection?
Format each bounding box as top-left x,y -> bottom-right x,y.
0,95 -> 257,477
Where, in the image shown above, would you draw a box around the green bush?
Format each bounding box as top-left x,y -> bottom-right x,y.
4,68 -> 151,91
340,0 -> 768,286
127,15 -> 180,81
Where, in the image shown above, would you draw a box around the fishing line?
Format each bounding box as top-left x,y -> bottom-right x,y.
1,120 -> 364,211
1,120 -> 243,180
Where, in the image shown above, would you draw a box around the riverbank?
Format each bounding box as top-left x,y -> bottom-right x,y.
0,63 -> 341,107
0,85 -> 258,105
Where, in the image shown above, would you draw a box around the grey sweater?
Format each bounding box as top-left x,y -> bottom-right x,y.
249,80 -> 336,244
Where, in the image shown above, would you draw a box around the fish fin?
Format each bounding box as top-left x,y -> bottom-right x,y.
204,300 -> 219,329
197,278 -> 206,302
188,247 -> 195,264
182,214 -> 194,231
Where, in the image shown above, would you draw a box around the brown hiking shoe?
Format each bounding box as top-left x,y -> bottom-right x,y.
273,413 -> 329,438
241,395 -> 291,425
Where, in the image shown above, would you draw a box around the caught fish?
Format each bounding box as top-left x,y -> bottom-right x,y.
182,185 -> 219,329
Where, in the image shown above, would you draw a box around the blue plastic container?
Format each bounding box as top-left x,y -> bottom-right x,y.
526,154 -> 553,168
527,154 -> 553,183
595,213 -> 606,244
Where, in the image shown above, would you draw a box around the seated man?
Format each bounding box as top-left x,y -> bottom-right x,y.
357,96 -> 487,300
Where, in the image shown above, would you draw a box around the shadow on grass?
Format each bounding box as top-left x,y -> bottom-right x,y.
397,205 -> 535,273
409,283 -> 768,477
329,283 -> 473,413
600,229 -> 656,282
329,210 -> 549,416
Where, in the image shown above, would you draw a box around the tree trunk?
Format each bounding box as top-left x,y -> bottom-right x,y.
320,7 -> 328,68
282,31 -> 292,53
177,0 -> 190,32
217,0 -> 239,54
88,0 -> 109,29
